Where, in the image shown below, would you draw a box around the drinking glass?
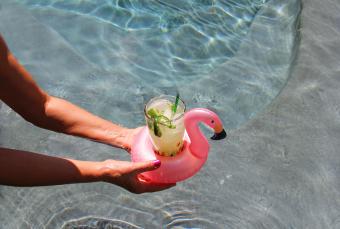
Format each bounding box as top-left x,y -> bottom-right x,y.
144,95 -> 186,156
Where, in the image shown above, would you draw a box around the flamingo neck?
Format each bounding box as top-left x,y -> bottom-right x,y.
185,121 -> 209,159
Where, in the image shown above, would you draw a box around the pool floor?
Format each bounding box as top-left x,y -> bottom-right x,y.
2,0 -> 340,228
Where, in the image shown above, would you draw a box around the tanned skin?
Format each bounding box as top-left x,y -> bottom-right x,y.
0,34 -> 174,193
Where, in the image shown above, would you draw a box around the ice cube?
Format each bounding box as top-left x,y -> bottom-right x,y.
163,105 -> 173,119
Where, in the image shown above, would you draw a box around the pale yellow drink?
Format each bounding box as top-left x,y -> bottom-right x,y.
145,95 -> 185,157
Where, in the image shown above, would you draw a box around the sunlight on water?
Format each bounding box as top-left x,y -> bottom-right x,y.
0,0 -> 302,227
18,0 -> 268,82
14,0 -> 299,130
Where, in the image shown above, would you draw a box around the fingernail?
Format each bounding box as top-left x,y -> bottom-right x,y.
153,160 -> 161,168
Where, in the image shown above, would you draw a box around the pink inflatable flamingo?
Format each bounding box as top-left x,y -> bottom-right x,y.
131,108 -> 226,183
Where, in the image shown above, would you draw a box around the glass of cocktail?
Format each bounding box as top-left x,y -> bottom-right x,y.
144,94 -> 186,157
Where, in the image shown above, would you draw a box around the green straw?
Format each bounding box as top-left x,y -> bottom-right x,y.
172,93 -> 180,114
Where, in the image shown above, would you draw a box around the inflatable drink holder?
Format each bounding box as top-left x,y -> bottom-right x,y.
131,108 -> 226,184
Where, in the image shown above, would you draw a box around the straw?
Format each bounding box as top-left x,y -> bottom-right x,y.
172,92 -> 180,114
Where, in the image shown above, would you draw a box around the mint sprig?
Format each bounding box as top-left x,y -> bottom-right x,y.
147,108 -> 176,137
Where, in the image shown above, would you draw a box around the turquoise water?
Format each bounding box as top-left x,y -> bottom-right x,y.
12,0 -> 298,129
0,0 -> 302,228
19,0 -> 266,81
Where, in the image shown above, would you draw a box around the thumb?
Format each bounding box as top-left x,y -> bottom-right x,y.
132,159 -> 161,174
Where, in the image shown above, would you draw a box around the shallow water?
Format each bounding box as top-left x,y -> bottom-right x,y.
20,0 -> 263,78
6,0 -> 338,228
18,0 -> 266,81
8,0 -> 298,129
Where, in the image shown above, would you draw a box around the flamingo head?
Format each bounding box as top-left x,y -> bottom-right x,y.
185,108 -> 227,140
205,110 -> 226,140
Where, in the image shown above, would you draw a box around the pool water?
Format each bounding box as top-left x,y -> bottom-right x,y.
0,0 -> 302,228
19,0 -> 266,80
13,0 -> 299,129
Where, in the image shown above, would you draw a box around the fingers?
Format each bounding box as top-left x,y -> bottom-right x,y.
131,159 -> 161,174
124,127 -> 144,153
132,161 -> 177,193
120,160 -> 177,194
137,175 -> 176,193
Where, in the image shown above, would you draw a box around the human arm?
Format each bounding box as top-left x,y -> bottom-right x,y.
0,34 -> 137,151
0,35 -> 176,192
0,147 -> 172,193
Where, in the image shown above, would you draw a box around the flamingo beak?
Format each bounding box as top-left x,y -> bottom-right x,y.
211,124 -> 227,140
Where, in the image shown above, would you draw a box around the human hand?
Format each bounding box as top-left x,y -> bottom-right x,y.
99,159 -> 175,194
121,127 -> 144,153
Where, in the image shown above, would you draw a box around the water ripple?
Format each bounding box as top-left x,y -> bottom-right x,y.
19,0 -> 268,78
13,0 -> 300,129
62,217 -> 142,229
0,0 -> 303,228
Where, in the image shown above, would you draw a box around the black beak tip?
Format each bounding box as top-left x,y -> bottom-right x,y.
211,129 -> 227,140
